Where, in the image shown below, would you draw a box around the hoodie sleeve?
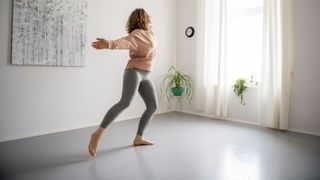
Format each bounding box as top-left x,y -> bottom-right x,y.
107,30 -> 139,50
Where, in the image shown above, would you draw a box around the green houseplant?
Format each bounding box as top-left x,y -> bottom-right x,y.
160,66 -> 193,105
233,78 -> 248,105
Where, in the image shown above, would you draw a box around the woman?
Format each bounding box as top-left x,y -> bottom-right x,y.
88,8 -> 157,157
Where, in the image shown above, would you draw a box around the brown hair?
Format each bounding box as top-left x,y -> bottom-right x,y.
126,8 -> 149,34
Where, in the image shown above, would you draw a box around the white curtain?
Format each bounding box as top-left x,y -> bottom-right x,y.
259,0 -> 290,129
195,0 -> 291,127
194,0 -> 229,116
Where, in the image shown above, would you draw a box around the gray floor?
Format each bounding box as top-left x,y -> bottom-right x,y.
1,112 -> 320,180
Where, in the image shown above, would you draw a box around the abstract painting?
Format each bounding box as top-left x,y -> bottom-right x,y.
11,0 -> 87,66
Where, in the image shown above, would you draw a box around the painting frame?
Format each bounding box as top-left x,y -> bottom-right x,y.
11,0 -> 88,67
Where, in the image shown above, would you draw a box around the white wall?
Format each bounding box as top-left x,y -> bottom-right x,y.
176,0 -> 320,135
176,0 -> 197,79
0,0 -> 177,142
288,0 -> 320,135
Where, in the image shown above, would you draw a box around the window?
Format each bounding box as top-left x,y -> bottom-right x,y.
227,0 -> 263,86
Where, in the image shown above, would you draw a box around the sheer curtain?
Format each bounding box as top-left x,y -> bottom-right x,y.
194,0 -> 229,117
259,0 -> 290,129
195,0 -> 290,128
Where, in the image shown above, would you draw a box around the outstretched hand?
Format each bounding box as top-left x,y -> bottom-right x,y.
91,38 -> 108,49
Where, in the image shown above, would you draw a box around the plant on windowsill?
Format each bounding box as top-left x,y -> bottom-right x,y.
160,66 -> 193,108
233,78 -> 248,105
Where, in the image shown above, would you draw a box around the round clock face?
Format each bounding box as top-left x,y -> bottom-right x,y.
185,26 -> 194,38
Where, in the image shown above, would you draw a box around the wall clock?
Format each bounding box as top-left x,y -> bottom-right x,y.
185,26 -> 195,38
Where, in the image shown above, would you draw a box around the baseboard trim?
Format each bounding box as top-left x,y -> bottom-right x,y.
0,123 -> 98,143
0,110 -> 172,143
1,110 -> 318,142
178,110 -> 260,126
178,110 -> 320,137
288,128 -> 320,137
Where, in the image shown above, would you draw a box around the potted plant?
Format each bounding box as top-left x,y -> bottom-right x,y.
160,66 -> 193,105
233,78 -> 248,105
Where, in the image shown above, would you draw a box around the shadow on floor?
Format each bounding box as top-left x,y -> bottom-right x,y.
1,144 -> 134,177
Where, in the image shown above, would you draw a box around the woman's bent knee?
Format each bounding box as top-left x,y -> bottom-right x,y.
147,103 -> 157,113
118,100 -> 131,109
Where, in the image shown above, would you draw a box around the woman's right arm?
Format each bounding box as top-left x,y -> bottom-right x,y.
91,31 -> 139,50
91,38 -> 109,50
108,34 -> 138,50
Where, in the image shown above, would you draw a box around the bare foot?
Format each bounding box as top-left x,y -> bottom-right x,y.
88,128 -> 104,157
88,134 -> 99,157
133,135 -> 155,146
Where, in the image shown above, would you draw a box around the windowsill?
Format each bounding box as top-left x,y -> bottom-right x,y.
247,85 -> 260,89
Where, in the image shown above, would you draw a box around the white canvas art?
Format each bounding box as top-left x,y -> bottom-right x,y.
11,0 -> 87,66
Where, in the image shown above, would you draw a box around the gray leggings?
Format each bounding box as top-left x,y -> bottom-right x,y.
100,68 -> 158,136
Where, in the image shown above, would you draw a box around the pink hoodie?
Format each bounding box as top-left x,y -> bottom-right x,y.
107,29 -> 156,71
